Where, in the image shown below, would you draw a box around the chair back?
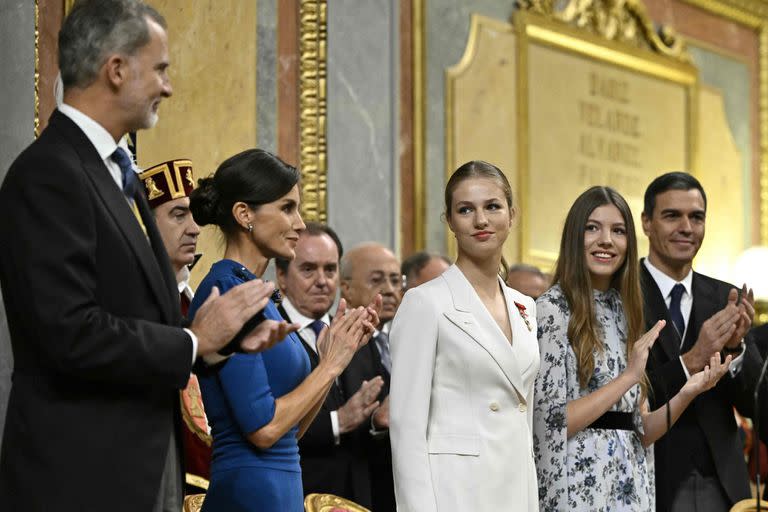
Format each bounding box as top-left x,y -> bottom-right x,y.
730,498 -> 768,512
303,493 -> 371,512
183,493 -> 205,512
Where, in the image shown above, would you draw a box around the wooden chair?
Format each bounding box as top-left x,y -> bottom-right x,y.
730,498 -> 768,511
183,493 -> 205,512
303,493 -> 371,512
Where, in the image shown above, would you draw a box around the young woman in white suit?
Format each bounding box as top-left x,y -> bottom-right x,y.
389,161 -> 540,512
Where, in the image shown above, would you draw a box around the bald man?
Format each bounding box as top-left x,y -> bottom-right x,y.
401,251 -> 451,291
505,263 -> 550,300
340,243 -> 401,512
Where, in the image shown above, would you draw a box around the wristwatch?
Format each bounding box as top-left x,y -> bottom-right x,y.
722,339 -> 746,355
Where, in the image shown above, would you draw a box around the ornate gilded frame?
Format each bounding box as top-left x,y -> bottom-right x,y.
514,6 -> 698,266
678,0 -> 768,243
415,0 -> 768,254
298,0 -> 328,223
34,1 -> 40,137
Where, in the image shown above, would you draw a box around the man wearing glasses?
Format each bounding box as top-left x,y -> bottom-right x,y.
340,242 -> 403,512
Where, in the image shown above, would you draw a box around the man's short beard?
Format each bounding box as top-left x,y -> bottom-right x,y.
146,112 -> 159,129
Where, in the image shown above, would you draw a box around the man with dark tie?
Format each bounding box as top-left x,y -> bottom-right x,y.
275,222 -> 383,506
340,242 -> 403,512
139,159 -> 212,493
0,2 -> 280,510
639,172 -> 762,512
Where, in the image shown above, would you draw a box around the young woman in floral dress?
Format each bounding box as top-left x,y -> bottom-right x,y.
533,186 -> 730,511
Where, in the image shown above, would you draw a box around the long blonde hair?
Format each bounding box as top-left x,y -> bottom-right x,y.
552,186 -> 645,390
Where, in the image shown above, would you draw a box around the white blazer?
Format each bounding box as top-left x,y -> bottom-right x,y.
389,265 -> 540,512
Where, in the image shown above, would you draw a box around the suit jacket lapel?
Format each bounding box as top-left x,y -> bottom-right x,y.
502,283 -> 536,381
639,260 -> 680,361
277,305 -> 320,368
52,111 -> 176,323
135,192 -> 180,324
442,265 -> 526,399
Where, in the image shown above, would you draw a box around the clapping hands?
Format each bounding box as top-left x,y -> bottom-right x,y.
625,320 -> 666,384
684,285 -> 753,373
682,352 -> 732,398
316,298 -> 379,378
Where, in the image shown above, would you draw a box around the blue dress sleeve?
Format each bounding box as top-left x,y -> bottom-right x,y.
188,273 -> 243,322
216,352 -> 277,434
189,268 -> 277,435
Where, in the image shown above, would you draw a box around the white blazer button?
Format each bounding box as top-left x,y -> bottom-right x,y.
518,403 -> 527,413
489,402 -> 500,412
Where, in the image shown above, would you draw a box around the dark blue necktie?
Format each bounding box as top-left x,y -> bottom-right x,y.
669,283 -> 686,339
309,319 -> 326,339
111,147 -> 138,198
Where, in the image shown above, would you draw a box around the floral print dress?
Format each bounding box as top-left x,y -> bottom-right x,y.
533,284 -> 654,512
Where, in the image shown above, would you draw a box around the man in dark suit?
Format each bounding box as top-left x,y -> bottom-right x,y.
640,172 -> 761,512
340,242 -> 403,512
0,2 -> 280,510
275,223 -> 383,506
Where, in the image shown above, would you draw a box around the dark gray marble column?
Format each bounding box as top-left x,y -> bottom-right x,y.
327,1 -> 400,252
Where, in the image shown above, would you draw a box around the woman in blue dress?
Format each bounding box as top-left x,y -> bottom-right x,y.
532,186 -> 731,511
188,149 -> 376,512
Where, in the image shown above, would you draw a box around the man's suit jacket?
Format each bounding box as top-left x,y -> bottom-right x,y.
389,265 -> 540,512
640,260 -> 764,510
277,305 -> 373,507
0,110 -> 193,511
745,323 -> 768,500
315,313 -> 394,511
343,331 -> 395,512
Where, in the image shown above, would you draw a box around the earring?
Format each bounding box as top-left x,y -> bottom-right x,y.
247,223 -> 253,233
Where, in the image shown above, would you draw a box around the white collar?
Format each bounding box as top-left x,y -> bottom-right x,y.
58,104 -> 121,161
58,104 -> 136,170
643,257 -> 693,299
281,296 -> 330,329
176,266 -> 192,294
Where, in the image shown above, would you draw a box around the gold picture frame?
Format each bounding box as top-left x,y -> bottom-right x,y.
513,7 -> 698,267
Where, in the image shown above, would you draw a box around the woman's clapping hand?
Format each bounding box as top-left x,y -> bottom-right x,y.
317,299 -> 376,377
682,352 -> 732,398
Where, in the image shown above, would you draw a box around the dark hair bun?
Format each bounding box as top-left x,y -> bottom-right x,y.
189,176 -> 220,226
189,149 -> 300,235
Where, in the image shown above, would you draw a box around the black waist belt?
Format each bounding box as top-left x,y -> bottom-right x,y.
587,411 -> 634,430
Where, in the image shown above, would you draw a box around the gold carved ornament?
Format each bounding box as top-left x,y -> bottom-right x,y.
304,493 -> 371,512
34,1 -> 39,137
516,0 -> 690,62
182,493 -> 205,512
299,0 -> 328,223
